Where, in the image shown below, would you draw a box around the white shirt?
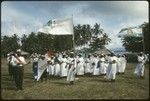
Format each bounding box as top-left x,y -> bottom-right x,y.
11,56 -> 27,66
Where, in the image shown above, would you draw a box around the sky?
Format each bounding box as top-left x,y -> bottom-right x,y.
1,1 -> 149,50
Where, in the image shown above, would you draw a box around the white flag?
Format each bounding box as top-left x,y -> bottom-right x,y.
37,59 -> 48,81
38,18 -> 73,35
118,26 -> 143,37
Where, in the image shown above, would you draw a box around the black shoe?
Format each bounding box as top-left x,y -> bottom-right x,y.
111,79 -> 115,82
70,81 -> 74,85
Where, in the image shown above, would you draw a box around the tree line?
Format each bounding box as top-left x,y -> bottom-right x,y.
1,23 -> 111,57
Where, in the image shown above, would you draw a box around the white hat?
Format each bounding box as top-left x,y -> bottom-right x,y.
16,49 -> 21,53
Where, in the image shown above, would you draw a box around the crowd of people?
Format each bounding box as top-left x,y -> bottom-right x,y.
6,49 -> 148,91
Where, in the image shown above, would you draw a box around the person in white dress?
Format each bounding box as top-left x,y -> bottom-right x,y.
67,53 -> 76,85
48,56 -> 55,76
84,54 -> 92,75
60,54 -> 68,77
99,54 -> 107,75
76,54 -> 84,76
105,53 -> 117,82
116,54 -> 122,74
92,54 -> 100,76
134,52 -> 147,78
54,54 -> 61,76
119,55 -> 127,74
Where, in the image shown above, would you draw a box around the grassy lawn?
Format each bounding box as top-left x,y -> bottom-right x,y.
1,58 -> 149,99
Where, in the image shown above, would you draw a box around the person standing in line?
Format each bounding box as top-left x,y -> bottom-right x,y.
67,52 -> 76,85
30,53 -> 39,81
54,53 -> 61,77
105,53 -> 117,82
10,49 -> 28,91
76,54 -> 84,76
134,52 -> 147,78
120,55 -> 127,74
99,54 -> 107,76
60,54 -> 68,78
92,54 -> 100,76
84,54 -> 92,75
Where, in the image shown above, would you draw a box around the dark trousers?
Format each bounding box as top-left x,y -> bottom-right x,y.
8,63 -> 14,77
32,62 -> 38,78
14,66 -> 24,90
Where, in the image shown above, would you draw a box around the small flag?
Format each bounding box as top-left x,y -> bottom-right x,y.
38,17 -> 73,35
118,25 -> 143,37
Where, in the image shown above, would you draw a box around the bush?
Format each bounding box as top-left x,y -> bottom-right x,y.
124,53 -> 138,63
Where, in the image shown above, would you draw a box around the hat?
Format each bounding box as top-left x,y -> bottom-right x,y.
7,54 -> 10,56
16,49 -> 21,53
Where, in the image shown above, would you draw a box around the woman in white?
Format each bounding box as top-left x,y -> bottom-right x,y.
60,54 -> 68,77
99,54 -> 106,75
76,54 -> 84,76
54,54 -> 61,76
106,53 -> 117,82
120,55 -> 127,74
116,54 -> 122,74
92,54 -> 100,75
134,52 -> 146,78
84,55 -> 92,74
47,56 -> 55,76
67,53 -> 76,84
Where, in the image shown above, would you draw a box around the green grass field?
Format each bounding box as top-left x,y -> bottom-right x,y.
1,58 -> 149,99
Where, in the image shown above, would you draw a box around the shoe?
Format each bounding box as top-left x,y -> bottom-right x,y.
20,88 -> 24,90
111,79 -> 115,82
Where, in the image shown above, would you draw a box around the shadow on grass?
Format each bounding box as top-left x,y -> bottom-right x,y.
50,81 -> 70,85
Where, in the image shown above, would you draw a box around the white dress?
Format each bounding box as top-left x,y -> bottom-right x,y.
76,57 -> 84,75
134,55 -> 145,76
106,56 -> 117,80
48,58 -> 55,75
99,57 -> 106,74
92,57 -> 100,75
60,58 -> 68,77
84,58 -> 91,73
67,57 -> 76,81
120,57 -> 127,73
54,57 -> 61,76
116,57 -> 121,73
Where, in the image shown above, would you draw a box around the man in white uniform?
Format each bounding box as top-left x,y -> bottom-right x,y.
134,52 -> 146,78
116,54 -> 122,74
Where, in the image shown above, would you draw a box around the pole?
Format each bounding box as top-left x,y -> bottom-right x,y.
72,15 -> 75,56
141,26 -> 146,54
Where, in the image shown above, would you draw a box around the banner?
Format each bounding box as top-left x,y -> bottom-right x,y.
38,17 -> 73,35
37,59 -> 48,81
118,26 -> 143,37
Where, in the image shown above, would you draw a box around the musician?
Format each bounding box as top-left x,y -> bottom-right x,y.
10,49 -> 28,91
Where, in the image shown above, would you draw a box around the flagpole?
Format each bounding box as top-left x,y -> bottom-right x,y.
142,25 -> 146,53
72,15 -> 75,56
